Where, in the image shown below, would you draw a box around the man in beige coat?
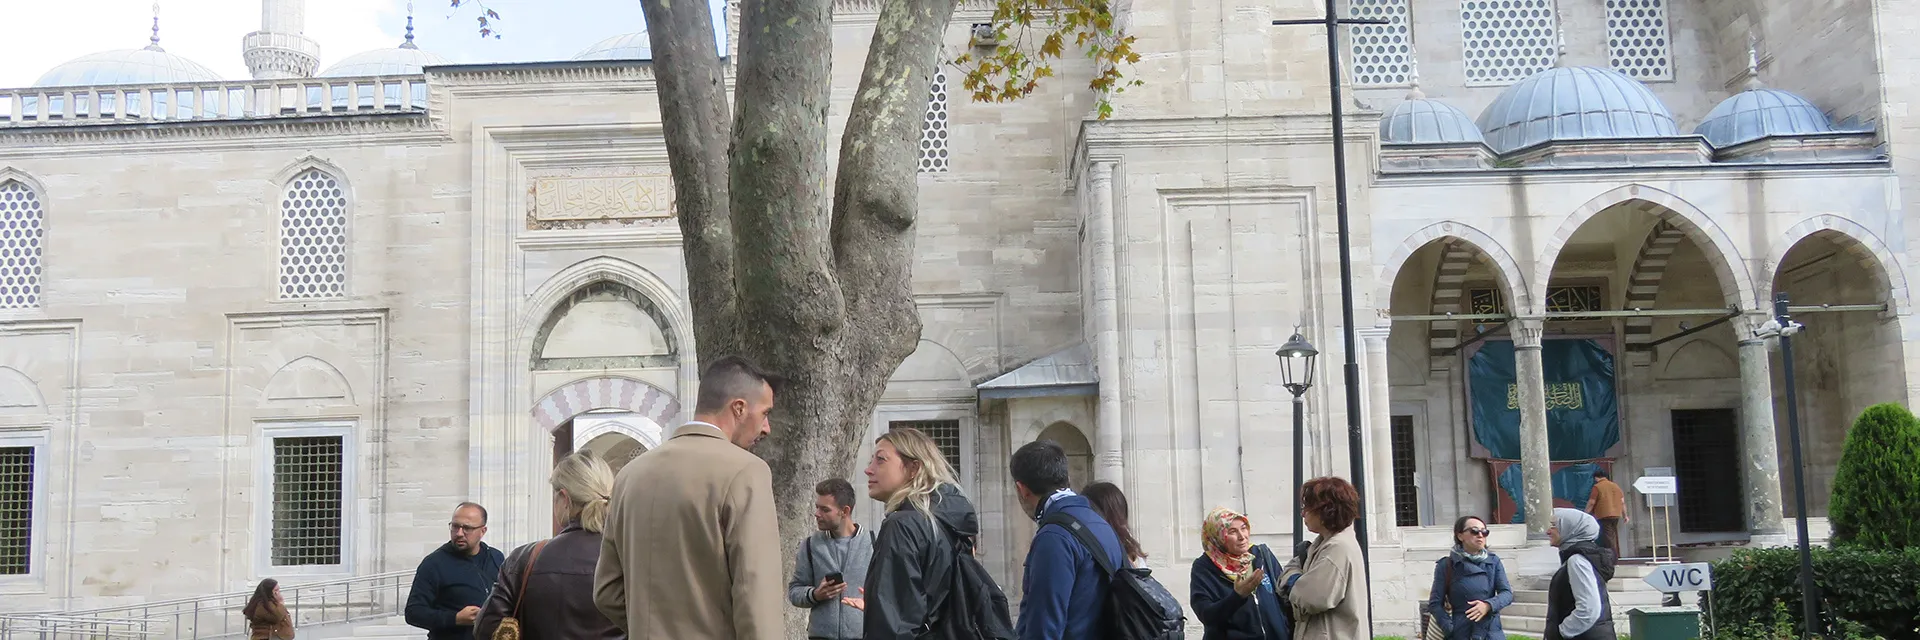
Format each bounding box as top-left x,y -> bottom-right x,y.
594,356 -> 784,640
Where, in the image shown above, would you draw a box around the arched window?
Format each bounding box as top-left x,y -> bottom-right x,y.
919,68 -> 950,174
278,169 -> 349,299
0,180 -> 45,310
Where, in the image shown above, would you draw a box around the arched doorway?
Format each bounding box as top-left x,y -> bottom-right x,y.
1038,421 -> 1094,489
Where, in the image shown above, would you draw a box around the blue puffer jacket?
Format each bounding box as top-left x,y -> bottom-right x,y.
1017,494 -> 1125,640
1428,550 -> 1514,640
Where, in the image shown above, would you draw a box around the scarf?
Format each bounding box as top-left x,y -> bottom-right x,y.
1552,507 -> 1601,546
1452,545 -> 1491,564
1202,506 -> 1256,582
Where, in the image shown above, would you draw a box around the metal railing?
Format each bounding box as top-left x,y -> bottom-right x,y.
0,569 -> 413,639
0,75 -> 430,127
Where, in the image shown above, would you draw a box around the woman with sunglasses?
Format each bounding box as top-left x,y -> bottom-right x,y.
1425,516 -> 1512,640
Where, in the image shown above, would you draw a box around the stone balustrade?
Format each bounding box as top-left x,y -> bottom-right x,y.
0,75 -> 430,127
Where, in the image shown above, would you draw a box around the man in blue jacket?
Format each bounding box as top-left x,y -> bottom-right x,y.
405,502 -> 505,640
1011,440 -> 1124,640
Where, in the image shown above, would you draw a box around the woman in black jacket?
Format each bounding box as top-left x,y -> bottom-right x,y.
843,427 -> 987,640
1545,508 -> 1616,640
474,451 -> 625,640
1190,506 -> 1290,640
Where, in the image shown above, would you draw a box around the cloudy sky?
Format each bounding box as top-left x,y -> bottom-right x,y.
0,0 -> 728,87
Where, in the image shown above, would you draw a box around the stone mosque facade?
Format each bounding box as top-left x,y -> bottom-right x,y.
0,0 -> 1917,635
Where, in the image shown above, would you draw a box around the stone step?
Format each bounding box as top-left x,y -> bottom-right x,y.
1512,585 -> 1667,606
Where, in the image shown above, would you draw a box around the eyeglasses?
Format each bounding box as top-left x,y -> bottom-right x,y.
449,523 -> 484,533
1465,528 -> 1491,537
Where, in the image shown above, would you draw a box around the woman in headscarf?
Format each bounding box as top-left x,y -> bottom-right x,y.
1282,476 -> 1368,640
1545,508 -> 1616,640
1189,506 -> 1290,640
1426,515 -> 1512,640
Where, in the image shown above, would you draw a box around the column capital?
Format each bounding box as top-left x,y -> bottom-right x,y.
1509,316 -> 1545,349
1356,326 -> 1391,341
1088,160 -> 1116,186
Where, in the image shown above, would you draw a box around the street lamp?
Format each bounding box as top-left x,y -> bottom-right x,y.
1753,292 -> 1821,638
1277,332 -> 1319,547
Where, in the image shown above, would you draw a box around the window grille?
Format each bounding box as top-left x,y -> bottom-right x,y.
1606,0 -> 1672,81
1390,416 -> 1418,527
919,69 -> 950,174
1350,0 -> 1413,86
0,181 -> 45,310
271,436 -> 344,566
1461,0 -> 1559,86
889,420 -> 962,474
278,170 -> 348,299
0,446 -> 33,575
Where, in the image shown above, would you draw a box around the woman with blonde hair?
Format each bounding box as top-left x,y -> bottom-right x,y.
476,450 -> 625,640
846,427 -> 1005,639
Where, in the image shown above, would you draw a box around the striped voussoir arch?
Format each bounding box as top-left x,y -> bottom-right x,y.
532,376 -> 682,434
1622,219 -> 1689,351
1428,240 -> 1479,357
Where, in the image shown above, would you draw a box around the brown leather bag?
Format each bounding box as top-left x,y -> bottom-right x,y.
490,540 -> 550,640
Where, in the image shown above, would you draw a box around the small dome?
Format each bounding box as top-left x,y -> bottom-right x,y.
575,32 -> 652,61
34,47 -> 221,88
320,44 -> 450,77
1694,88 -> 1834,148
1476,66 -> 1679,154
1380,97 -> 1485,145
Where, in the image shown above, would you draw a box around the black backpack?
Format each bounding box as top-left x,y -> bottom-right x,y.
1041,512 -> 1187,640
915,530 -> 1016,640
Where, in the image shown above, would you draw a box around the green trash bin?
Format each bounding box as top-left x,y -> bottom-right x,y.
1628,606 -> 1703,640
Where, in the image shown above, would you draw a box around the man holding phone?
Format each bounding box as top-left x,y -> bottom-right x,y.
788,478 -> 875,640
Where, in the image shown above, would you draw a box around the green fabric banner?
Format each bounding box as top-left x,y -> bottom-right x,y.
1467,338 -> 1620,461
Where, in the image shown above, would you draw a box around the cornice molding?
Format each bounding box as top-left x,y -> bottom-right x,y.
1078,113 -> 1385,152
0,113 -> 447,155
229,307 -> 389,329
515,228 -> 684,251
430,62 -> 691,92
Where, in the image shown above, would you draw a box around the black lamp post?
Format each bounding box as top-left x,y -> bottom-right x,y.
1760,292 -> 1822,638
1277,332 -> 1319,547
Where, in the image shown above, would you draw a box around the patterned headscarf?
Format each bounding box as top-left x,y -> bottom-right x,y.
1202,507 -> 1256,582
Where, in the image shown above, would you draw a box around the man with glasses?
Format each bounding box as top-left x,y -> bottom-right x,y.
406,502 -> 506,640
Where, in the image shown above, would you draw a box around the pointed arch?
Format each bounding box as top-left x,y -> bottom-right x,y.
276,157 -> 351,300
1539,185 -> 1756,311
522,256 -> 694,367
531,376 -> 681,435
1377,221 -> 1533,315
0,169 -> 47,310
1765,214 -> 1911,315
262,356 -> 354,405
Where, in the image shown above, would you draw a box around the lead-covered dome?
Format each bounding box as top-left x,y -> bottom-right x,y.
575,32 -> 652,61
1476,66 -> 1678,154
34,46 -> 221,88
320,43 -> 450,77
1694,88 -> 1833,148
1380,93 -> 1485,145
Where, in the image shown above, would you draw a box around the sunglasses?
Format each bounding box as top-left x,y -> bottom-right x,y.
1464,528 -> 1491,537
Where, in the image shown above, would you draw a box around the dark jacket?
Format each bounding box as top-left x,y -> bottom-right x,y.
474,523 -> 625,640
1017,494 -> 1125,640
788,526 -> 878,640
1427,552 -> 1513,640
244,602 -> 295,640
864,483 -> 979,640
405,541 -> 506,640
1545,542 -> 1615,640
1190,544 -> 1291,640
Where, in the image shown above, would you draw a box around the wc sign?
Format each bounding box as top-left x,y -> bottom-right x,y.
1643,562 -> 1714,593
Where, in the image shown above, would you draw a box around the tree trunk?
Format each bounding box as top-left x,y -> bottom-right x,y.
643,0 -> 958,635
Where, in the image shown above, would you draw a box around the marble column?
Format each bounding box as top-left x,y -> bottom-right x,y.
1359,326 -> 1399,539
1512,317 -> 1554,541
1088,161 -> 1126,485
1738,332 -> 1786,535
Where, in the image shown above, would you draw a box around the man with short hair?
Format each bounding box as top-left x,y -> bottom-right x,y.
1012,440 -> 1123,640
1586,469 -> 1627,557
406,502 -> 506,640
787,477 -> 876,640
595,355 -> 785,640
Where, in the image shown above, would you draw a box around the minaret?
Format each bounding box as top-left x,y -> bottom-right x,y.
243,0 -> 321,79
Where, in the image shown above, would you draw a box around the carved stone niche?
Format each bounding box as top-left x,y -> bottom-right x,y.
526,165 -> 678,231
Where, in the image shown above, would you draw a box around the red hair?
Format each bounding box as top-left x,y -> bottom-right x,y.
1301,476 -> 1360,533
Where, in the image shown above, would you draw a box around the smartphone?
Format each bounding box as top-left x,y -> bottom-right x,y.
824,572 -> 844,585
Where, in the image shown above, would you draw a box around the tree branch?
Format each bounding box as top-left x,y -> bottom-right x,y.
641,0 -> 741,365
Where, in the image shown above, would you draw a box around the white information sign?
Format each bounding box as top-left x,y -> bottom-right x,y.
1642,562 -> 1714,593
1633,475 -> 1678,495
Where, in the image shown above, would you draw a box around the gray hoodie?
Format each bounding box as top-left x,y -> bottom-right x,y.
788,526 -> 877,640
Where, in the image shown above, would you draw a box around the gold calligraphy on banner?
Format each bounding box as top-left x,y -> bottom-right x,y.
533,175 -> 675,221
1505,382 -> 1585,410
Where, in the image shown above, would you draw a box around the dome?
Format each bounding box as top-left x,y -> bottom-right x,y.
1694,88 -> 1834,148
575,32 -> 651,61
34,46 -> 221,88
1476,66 -> 1679,154
1380,96 -> 1485,145
319,43 -> 450,77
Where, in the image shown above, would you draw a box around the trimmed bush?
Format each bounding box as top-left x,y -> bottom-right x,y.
1708,546 -> 1920,640
1830,403 -> 1920,550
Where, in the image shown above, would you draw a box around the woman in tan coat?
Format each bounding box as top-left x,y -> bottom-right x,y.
242,578 -> 295,640
1282,476 -> 1370,640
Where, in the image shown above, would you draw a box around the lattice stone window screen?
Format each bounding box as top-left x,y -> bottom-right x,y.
0,446 -> 33,575
1350,0 -> 1414,86
271,436 -> 345,567
0,181 -> 45,310
278,170 -> 348,299
1461,0 -> 1559,86
1606,0 -> 1672,81
919,69 -> 951,174
890,420 -> 962,474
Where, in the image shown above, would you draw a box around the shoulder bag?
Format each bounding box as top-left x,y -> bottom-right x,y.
490,540 -> 550,640
1422,558 -> 1454,640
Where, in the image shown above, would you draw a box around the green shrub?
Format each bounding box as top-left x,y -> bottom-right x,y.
1708,546 -> 1920,639
1714,601 -> 1887,640
1830,403 -> 1920,550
